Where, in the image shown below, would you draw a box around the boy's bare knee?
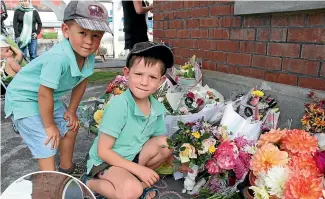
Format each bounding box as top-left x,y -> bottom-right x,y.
65,129 -> 78,139
157,136 -> 173,158
117,180 -> 142,199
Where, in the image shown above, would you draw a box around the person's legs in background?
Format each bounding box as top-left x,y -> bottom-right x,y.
20,46 -> 28,58
28,39 -> 38,60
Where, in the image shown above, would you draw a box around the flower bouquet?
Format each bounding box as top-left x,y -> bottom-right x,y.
167,119 -> 218,194
301,91 -> 325,134
248,128 -> 323,199
102,75 -> 128,102
202,135 -> 256,196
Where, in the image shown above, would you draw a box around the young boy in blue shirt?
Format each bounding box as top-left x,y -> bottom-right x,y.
4,0 -> 111,175
83,42 -> 190,199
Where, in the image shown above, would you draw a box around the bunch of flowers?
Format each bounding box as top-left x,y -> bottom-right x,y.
176,55 -> 197,79
167,119 -> 218,168
249,128 -> 323,199
301,91 -> 325,134
103,75 -> 128,101
177,91 -> 205,115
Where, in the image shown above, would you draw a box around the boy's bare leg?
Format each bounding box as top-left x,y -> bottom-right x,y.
38,156 -> 56,171
138,136 -> 173,169
59,129 -> 78,169
87,166 -> 143,199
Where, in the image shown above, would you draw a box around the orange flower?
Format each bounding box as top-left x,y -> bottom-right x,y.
301,115 -> 310,126
250,143 -> 289,176
288,155 -> 322,178
313,117 -> 325,127
257,128 -> 287,146
280,129 -> 318,154
284,175 -> 323,199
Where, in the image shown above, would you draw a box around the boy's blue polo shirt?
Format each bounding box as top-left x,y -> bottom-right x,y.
87,89 -> 167,173
5,39 -> 94,120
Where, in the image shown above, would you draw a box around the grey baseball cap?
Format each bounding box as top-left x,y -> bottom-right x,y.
63,0 -> 112,33
126,42 -> 174,70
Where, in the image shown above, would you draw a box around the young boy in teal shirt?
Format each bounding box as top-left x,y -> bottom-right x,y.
4,0 -> 111,175
83,42 -> 182,199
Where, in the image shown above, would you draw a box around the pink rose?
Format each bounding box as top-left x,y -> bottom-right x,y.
206,159 -> 220,174
315,150 -> 325,174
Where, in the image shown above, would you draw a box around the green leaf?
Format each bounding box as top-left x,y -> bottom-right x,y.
161,145 -> 166,148
180,146 -> 186,151
177,121 -> 185,129
189,162 -> 194,168
201,133 -> 210,140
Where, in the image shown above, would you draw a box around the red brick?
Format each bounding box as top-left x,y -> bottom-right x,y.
301,45 -> 325,61
228,53 -> 251,66
299,77 -> 325,91
202,61 -> 217,70
239,41 -> 266,55
168,12 -> 175,20
182,39 -> 198,49
288,28 -> 325,43
190,49 -> 207,60
307,13 -> 325,26
160,3 -> 170,11
217,40 -> 239,52
174,10 -> 192,19
192,7 -> 209,18
187,19 -> 199,29
269,28 -> 287,42
169,39 -> 182,48
154,22 -> 160,29
271,14 -> 305,27
252,55 -> 282,70
153,30 -> 165,38
243,16 -> 270,27
199,1 -> 208,6
219,17 -> 241,27
169,20 -> 182,29
191,29 -> 209,39
165,29 -> 178,38
217,63 -> 239,74
178,29 -> 191,39
209,5 -> 231,16
209,29 -> 230,39
199,18 -> 219,28
321,63 -> 325,77
256,28 -> 270,41
174,56 -> 187,65
265,72 -> 297,86
283,58 -> 320,76
170,1 -> 184,10
184,1 -> 200,8
238,67 -> 265,79
207,51 -> 227,62
164,21 -> 169,29
154,13 -> 164,21
230,29 -> 256,40
268,43 -> 300,58
198,40 -> 217,51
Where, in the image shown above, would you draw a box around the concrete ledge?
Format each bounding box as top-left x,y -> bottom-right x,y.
234,1 -> 325,15
202,70 -> 325,129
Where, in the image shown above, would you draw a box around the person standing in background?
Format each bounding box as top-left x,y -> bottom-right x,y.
13,0 -> 42,60
1,1 -> 8,35
122,0 -> 153,54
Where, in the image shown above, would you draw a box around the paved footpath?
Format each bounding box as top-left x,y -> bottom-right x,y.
1,83 -> 190,198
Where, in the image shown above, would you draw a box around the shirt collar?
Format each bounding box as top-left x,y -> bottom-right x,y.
123,89 -> 165,117
60,38 -> 95,78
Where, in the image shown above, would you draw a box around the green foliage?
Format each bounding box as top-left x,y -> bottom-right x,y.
42,32 -> 58,39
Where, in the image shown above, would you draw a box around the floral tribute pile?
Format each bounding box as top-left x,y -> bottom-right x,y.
249,128 -> 324,199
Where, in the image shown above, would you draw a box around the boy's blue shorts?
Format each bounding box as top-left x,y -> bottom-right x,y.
11,106 -> 69,159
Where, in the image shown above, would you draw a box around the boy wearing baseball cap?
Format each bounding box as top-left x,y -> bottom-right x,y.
4,0 -> 111,175
82,41 -> 182,199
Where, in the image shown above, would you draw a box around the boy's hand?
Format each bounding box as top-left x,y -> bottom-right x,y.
44,125 -> 61,149
135,165 -> 160,187
64,110 -> 80,132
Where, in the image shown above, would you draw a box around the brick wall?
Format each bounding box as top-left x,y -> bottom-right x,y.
153,1 -> 325,91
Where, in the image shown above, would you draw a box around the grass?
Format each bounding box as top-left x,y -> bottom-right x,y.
88,70 -> 121,84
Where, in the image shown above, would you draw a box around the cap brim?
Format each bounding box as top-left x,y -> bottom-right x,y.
127,44 -> 174,69
0,44 -> 10,48
75,18 -> 112,33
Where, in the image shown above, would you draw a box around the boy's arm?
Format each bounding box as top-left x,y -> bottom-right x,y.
10,46 -> 23,63
6,58 -> 21,73
133,0 -> 153,14
67,78 -> 88,113
38,85 -> 61,149
98,133 -> 160,187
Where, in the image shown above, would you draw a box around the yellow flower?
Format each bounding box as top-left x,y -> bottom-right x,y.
208,145 -> 216,154
181,64 -> 189,70
94,109 -> 104,125
192,131 -> 201,139
251,90 -> 264,97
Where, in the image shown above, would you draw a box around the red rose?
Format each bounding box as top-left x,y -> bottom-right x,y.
187,92 -> 195,99
196,98 -> 204,106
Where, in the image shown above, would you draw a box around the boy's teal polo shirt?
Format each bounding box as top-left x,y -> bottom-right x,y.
5,39 -> 94,120
87,89 -> 167,173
